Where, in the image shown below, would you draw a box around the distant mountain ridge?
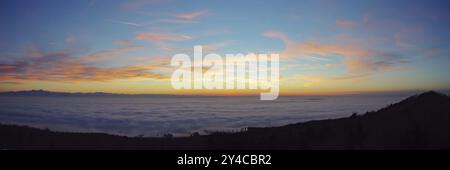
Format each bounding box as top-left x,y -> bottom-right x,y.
0,89 -> 174,97
0,91 -> 450,149
3,89 -> 449,97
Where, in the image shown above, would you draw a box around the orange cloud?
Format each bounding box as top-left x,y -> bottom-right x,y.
0,46 -> 169,84
0,62 -> 168,84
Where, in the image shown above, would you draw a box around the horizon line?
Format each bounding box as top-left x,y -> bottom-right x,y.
1,89 -> 448,97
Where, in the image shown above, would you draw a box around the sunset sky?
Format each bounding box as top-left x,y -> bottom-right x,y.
0,0 -> 449,95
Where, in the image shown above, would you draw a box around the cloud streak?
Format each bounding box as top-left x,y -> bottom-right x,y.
159,10 -> 209,24
160,19 -> 198,24
175,10 -> 209,20
109,19 -> 142,27
136,32 -> 192,43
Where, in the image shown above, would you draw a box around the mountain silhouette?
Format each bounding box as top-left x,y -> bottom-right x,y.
1,91 -> 449,150
0,90 -> 176,97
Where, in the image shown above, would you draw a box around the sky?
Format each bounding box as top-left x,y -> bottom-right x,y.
0,0 -> 449,95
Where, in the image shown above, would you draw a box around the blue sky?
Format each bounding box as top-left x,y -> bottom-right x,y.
0,0 -> 449,95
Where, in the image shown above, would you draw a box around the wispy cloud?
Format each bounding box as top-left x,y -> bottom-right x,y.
262,31 -> 290,42
336,19 -> 354,28
363,14 -> 371,23
86,0 -> 97,10
160,10 -> 209,24
65,36 -> 78,44
109,19 -> 142,27
202,42 -> 229,52
0,64 -> 16,69
135,32 -> 192,43
77,42 -> 143,63
175,10 -> 209,20
159,19 -> 198,24
394,28 -> 420,48
114,39 -> 135,47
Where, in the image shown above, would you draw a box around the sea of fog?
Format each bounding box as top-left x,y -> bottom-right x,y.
0,94 -> 411,137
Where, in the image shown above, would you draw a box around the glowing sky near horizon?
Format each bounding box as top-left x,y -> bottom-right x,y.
0,0 -> 449,95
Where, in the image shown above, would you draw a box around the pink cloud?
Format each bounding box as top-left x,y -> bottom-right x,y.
175,10 -> 209,20
263,31 -> 403,74
363,14 -> 370,23
135,32 -> 192,43
394,28 -> 420,48
336,19 -> 354,28
77,44 -> 143,63
0,64 -> 17,69
202,42 -> 229,52
262,32 -> 290,42
158,10 -> 209,24
109,19 -> 142,27
160,19 -> 198,24
65,36 -> 77,44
